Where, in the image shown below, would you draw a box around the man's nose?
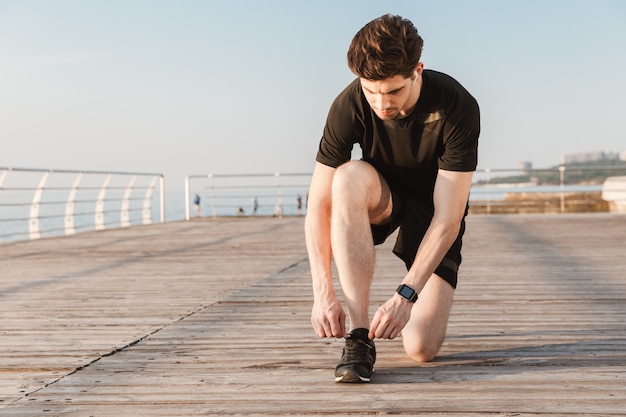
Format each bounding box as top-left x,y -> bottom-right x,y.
374,93 -> 390,110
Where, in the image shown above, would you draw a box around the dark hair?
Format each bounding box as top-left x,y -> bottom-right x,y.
347,14 -> 423,80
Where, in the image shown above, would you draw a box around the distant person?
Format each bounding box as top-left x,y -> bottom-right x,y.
252,196 -> 259,215
193,194 -> 201,217
237,207 -> 245,215
305,14 -> 480,383
296,194 -> 303,215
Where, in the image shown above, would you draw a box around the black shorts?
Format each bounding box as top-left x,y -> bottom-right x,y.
370,188 -> 467,289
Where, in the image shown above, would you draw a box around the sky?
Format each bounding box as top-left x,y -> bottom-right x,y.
1,0 -> 625,191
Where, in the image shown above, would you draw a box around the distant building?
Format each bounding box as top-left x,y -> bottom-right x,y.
561,151 -> 622,165
518,161 -> 532,173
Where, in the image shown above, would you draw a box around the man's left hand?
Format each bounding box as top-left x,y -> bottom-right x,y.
369,294 -> 413,340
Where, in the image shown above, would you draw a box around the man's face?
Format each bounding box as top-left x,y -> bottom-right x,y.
360,73 -> 419,120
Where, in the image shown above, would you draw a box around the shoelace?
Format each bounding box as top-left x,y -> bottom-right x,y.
343,338 -> 373,363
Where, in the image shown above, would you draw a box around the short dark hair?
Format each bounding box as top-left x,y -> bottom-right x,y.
347,14 -> 423,80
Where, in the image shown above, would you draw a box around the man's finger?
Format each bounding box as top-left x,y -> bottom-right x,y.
333,318 -> 346,338
369,314 -> 381,339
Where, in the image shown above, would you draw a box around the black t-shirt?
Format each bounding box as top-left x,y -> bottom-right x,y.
316,69 -> 480,199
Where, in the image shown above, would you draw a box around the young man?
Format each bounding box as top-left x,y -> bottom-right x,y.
305,14 -> 480,383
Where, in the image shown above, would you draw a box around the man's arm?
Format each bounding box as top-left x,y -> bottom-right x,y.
305,162 -> 346,338
369,169 -> 474,339
403,169 -> 474,289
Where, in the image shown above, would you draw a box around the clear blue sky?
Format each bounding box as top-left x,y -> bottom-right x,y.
1,0 -> 625,190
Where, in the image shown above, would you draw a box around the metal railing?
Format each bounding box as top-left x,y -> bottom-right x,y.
185,166 -> 626,218
0,167 -> 165,243
471,166 -> 626,214
184,172 -> 310,220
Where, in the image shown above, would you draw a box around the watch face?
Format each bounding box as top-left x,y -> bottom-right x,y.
398,284 -> 416,300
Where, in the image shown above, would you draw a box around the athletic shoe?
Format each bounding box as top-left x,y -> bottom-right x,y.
334,328 -> 376,383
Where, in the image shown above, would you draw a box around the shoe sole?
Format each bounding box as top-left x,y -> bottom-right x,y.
335,375 -> 370,383
334,369 -> 372,383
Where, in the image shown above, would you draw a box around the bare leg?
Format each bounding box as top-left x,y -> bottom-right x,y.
401,274 -> 454,362
330,161 -> 392,331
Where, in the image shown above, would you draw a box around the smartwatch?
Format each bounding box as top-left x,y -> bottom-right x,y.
396,284 -> 418,303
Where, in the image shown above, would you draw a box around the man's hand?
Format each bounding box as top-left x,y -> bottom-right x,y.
369,294 -> 413,340
311,296 -> 346,338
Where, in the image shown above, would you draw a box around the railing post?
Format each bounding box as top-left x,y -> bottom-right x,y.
120,175 -> 137,227
142,176 -> 158,225
485,168 -> 492,215
184,176 -> 191,221
274,172 -> 283,217
159,175 -> 165,223
64,173 -> 83,235
95,174 -> 112,231
0,169 -> 9,188
559,165 -> 566,213
209,174 -> 216,218
29,171 -> 50,240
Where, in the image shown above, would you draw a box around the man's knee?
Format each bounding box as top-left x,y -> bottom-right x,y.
331,161 -> 377,206
401,275 -> 454,363
403,338 -> 441,363
332,161 -> 372,192
331,161 -> 392,222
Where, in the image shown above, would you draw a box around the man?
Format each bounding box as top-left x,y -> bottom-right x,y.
305,14 -> 480,383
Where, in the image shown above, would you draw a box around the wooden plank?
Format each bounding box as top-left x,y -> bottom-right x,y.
0,214 -> 625,416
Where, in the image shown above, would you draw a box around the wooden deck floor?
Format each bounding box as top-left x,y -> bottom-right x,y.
1,214 -> 625,416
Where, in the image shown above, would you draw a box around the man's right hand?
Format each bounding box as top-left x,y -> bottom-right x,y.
311,297 -> 346,338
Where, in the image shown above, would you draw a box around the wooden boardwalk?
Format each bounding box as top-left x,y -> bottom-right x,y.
1,214 -> 625,416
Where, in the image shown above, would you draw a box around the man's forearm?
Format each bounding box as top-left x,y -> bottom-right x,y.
305,209 -> 335,299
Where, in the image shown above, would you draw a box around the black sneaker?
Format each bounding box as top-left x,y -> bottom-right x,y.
334,328 -> 376,383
